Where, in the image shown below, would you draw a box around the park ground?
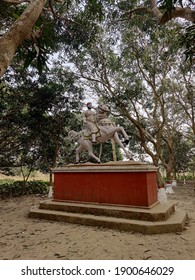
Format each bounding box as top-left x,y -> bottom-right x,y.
0,180 -> 195,260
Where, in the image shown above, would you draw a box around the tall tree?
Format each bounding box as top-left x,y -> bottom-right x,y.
66,14 -> 193,181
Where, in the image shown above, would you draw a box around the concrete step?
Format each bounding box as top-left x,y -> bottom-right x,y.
38,200 -> 175,222
29,206 -> 187,234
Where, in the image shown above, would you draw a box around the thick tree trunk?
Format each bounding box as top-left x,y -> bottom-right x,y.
166,166 -> 172,180
165,157 -> 175,180
0,0 -> 46,78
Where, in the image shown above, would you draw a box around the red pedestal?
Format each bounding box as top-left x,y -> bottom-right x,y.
53,162 -> 158,208
53,162 -> 157,207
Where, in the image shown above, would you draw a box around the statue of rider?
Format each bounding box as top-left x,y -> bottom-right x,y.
82,102 -> 99,143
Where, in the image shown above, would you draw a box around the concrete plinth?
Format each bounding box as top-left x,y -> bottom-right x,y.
29,200 -> 188,234
52,161 -> 158,207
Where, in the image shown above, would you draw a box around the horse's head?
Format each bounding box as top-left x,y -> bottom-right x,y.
98,104 -> 110,113
68,130 -> 82,141
68,130 -> 77,139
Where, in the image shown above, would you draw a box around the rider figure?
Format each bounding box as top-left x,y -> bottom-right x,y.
83,102 -> 99,143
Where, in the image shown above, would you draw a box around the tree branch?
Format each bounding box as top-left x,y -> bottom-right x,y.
123,7 -> 151,20
1,0 -> 30,4
149,0 -> 195,24
124,1 -> 195,25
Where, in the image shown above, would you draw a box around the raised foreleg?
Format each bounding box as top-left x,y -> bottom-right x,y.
116,126 -> 129,144
100,125 -> 129,143
113,133 -> 133,160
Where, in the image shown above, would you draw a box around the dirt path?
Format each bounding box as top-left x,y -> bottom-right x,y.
0,182 -> 195,260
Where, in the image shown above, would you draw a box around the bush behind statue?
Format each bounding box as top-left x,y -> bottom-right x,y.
0,180 -> 50,199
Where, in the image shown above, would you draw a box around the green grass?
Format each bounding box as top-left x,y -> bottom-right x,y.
0,179 -> 15,185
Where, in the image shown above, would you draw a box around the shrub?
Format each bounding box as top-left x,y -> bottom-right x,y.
0,180 -> 50,199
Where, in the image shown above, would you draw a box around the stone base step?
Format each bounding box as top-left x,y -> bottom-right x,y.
29,205 -> 187,234
39,200 -> 175,222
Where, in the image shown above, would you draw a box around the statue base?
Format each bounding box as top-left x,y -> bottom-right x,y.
52,161 -> 158,208
29,161 -> 187,234
29,200 -> 187,234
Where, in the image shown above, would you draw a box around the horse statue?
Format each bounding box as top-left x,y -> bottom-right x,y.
68,104 -> 132,163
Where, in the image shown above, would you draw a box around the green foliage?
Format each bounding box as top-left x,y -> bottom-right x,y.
180,25 -> 195,63
162,132 -> 193,173
1,0 -> 195,74
0,179 -> 15,185
157,1 -> 195,60
0,180 -> 49,199
176,174 -> 195,180
1,62 -> 84,172
1,0 -> 194,174
11,0 -> 108,73
0,2 -> 27,30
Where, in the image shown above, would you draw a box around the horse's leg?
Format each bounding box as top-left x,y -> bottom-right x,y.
100,125 -> 129,141
110,126 -> 129,144
113,133 -> 133,160
87,143 -> 101,163
118,127 -> 129,141
76,145 -> 84,163
98,126 -> 122,140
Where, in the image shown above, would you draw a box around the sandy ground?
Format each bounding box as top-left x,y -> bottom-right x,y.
0,182 -> 195,260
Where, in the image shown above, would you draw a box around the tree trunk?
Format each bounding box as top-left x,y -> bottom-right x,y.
157,170 -> 164,187
166,168 -> 171,181
0,0 -> 46,77
151,154 -> 164,187
165,163 -> 173,180
173,169 -> 177,180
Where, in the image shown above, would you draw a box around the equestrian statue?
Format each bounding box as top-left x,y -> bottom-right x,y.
68,102 -> 133,163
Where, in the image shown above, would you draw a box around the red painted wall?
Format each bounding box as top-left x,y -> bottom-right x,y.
53,171 -> 158,207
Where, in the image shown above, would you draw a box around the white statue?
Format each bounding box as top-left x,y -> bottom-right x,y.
68,103 -> 132,163
96,104 -> 113,126
82,102 -> 99,143
96,104 -> 129,145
